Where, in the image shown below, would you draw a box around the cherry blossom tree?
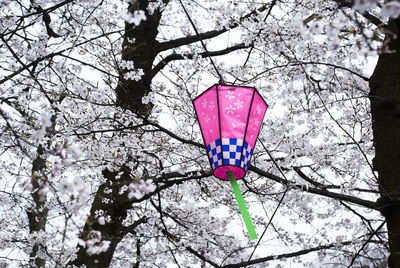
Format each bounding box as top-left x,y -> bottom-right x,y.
0,0 -> 399,267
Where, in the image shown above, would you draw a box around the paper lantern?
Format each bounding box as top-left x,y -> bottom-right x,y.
193,84 -> 268,240
193,84 -> 268,180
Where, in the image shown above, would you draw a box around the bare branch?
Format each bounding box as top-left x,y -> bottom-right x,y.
347,221 -> 386,267
232,61 -> 369,84
248,165 -> 378,210
221,241 -> 352,268
155,3 -> 273,52
151,43 -> 248,79
119,217 -> 147,237
0,30 -> 122,85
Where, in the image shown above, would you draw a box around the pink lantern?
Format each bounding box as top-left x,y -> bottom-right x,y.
193,84 -> 268,180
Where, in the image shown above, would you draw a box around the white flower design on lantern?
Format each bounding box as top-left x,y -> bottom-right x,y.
254,118 -> 260,126
201,98 -> 208,108
256,105 -> 262,115
204,115 -> 210,123
225,91 -> 235,100
234,99 -> 243,109
209,100 -> 215,110
226,104 -> 236,114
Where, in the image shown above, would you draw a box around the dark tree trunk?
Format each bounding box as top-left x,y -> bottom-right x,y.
115,0 -> 168,117
369,17 -> 400,268
72,168 -> 137,268
27,145 -> 48,268
72,1 -> 168,266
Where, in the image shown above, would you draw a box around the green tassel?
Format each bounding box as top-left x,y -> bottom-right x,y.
226,171 -> 257,240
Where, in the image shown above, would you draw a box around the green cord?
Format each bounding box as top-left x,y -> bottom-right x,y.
226,171 -> 257,240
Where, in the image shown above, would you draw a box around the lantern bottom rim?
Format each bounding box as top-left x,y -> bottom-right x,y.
213,165 -> 246,180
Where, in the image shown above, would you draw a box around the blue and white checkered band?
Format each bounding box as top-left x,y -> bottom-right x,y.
206,138 -> 253,170
240,141 -> 253,170
206,139 -> 223,169
222,138 -> 243,166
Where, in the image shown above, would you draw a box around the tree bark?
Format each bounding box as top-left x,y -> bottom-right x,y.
27,145 -> 48,268
369,17 -> 400,268
72,168 -> 137,267
115,0 -> 168,117
72,1 -> 168,266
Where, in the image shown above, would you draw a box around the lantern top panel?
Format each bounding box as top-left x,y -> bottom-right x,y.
193,84 -> 268,107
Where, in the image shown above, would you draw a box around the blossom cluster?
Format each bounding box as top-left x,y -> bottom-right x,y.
78,230 -> 111,255
32,111 -> 53,140
94,209 -> 111,225
353,0 -> 400,18
123,68 -> 144,81
57,177 -> 89,205
141,91 -> 155,104
121,10 -> 147,26
128,179 -> 156,200
147,0 -> 166,15
120,60 -> 135,70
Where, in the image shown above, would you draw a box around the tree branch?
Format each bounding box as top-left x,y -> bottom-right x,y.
26,0 -> 74,19
232,61 -> 369,84
333,0 -> 385,28
161,228 -> 220,268
221,241 -> 352,268
294,166 -> 378,194
150,43 -> 248,79
34,5 -> 62,38
155,3 -> 273,52
119,217 -> 147,237
294,167 -> 324,187
347,221 -> 386,267
248,165 -> 378,210
145,120 -> 203,147
0,0 -> 73,39
0,30 -> 122,85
